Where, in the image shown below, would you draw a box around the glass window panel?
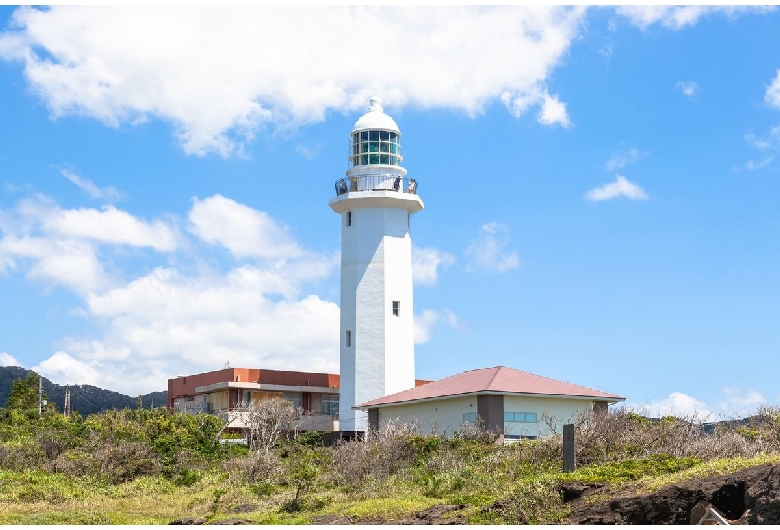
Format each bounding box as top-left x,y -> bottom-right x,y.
361,155 -> 368,165
369,141 -> 379,153
380,131 -> 389,140
360,141 -> 368,154
380,154 -> 389,164
389,132 -> 396,140
526,413 -> 537,423
352,144 -> 359,155
389,155 -> 397,165
369,154 -> 380,164
369,130 -> 379,141
360,131 -> 368,141
504,412 -> 513,422
380,142 -> 389,153
390,143 -> 398,154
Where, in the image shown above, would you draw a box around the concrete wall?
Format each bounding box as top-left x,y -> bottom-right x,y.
372,396 -> 477,436
502,395 -> 597,438
339,205 -> 416,432
168,368 -> 339,409
370,394 -> 601,439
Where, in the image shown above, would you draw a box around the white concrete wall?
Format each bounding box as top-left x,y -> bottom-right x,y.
339,204 -> 416,432
373,395 -> 598,439
502,395 -> 595,438
374,396 -> 477,436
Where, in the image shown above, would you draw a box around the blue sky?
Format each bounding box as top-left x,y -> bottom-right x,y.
0,6 -> 778,419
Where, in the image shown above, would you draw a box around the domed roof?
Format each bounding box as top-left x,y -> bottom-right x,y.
352,96 -> 400,133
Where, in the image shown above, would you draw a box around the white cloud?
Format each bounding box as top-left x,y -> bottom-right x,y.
414,308 -> 458,345
766,70 -> 780,109
46,266 -> 341,394
676,81 -> 699,98
1,191 -> 343,393
61,169 -> 121,201
465,223 -> 519,273
43,206 -> 178,252
718,387 -> 765,417
538,93 -> 572,128
586,175 -> 648,202
33,351 -> 101,387
605,147 -> 645,172
0,196 -> 179,293
632,392 -> 711,418
616,6 -> 771,30
412,245 -> 454,286
188,195 -> 303,260
0,352 -> 22,367
0,6 -> 585,156
743,157 -> 773,171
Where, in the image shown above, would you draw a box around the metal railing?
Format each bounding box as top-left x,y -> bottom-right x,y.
334,175 -> 419,197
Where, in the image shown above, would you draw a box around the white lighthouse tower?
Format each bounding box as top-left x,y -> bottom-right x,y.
329,97 -> 423,432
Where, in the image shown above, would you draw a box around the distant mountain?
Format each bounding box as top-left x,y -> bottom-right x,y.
0,366 -> 167,415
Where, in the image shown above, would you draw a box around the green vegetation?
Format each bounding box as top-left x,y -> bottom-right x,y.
1,373 -> 780,524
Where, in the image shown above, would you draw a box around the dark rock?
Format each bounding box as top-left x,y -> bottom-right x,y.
169,518 -> 207,525
568,463 -> 780,525
208,519 -> 252,525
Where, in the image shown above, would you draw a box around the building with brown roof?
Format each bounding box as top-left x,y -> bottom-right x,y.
357,366 -> 625,440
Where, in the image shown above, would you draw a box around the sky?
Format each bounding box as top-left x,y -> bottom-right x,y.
0,6 -> 779,419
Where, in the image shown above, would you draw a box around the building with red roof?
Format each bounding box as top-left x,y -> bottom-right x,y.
357,366 -> 625,440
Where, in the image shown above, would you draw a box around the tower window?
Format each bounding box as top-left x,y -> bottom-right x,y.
392,301 -> 400,316
346,330 -> 351,347
347,211 -> 352,227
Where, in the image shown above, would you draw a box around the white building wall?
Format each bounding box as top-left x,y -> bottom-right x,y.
372,395 -> 598,439
339,205 -> 416,432
374,396 -> 477,436
502,395 -> 595,438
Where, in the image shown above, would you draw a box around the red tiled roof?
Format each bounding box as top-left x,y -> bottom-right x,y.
358,366 -> 624,408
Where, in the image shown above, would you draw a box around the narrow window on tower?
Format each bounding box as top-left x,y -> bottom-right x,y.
346,211 -> 352,227
346,330 -> 352,347
392,301 -> 400,316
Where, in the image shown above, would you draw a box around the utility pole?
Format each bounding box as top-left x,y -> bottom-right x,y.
64,386 -> 72,416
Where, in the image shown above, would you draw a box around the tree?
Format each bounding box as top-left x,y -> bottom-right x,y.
234,398 -> 302,453
7,372 -> 43,411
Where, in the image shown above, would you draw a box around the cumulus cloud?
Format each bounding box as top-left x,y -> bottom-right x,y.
412,245 -> 454,286
616,6 -> 771,30
718,387 -> 765,417
33,351 -> 101,387
0,352 -> 22,367
0,195 -> 180,293
676,81 -> 699,98
0,6 -> 584,156
61,169 -> 121,202
766,70 -> 780,108
54,266 -> 341,394
188,195 -> 303,260
586,175 -> 648,201
632,392 -> 711,418
1,189 -> 344,393
605,147 -> 645,172
414,308 -> 458,345
465,223 -> 519,273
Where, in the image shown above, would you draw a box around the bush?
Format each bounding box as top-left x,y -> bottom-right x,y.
95,441 -> 162,484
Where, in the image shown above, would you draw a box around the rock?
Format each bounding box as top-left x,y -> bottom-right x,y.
567,463 -> 780,525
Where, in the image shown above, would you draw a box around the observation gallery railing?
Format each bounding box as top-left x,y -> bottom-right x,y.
334,175 -> 419,197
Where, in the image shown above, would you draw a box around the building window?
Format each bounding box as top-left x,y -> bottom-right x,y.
503,412 -> 537,423
392,301 -> 400,316
347,211 -> 352,227
321,394 -> 339,416
463,412 -> 476,423
346,330 -> 351,347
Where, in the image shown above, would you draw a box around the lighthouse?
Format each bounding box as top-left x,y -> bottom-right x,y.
329,97 -> 424,432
